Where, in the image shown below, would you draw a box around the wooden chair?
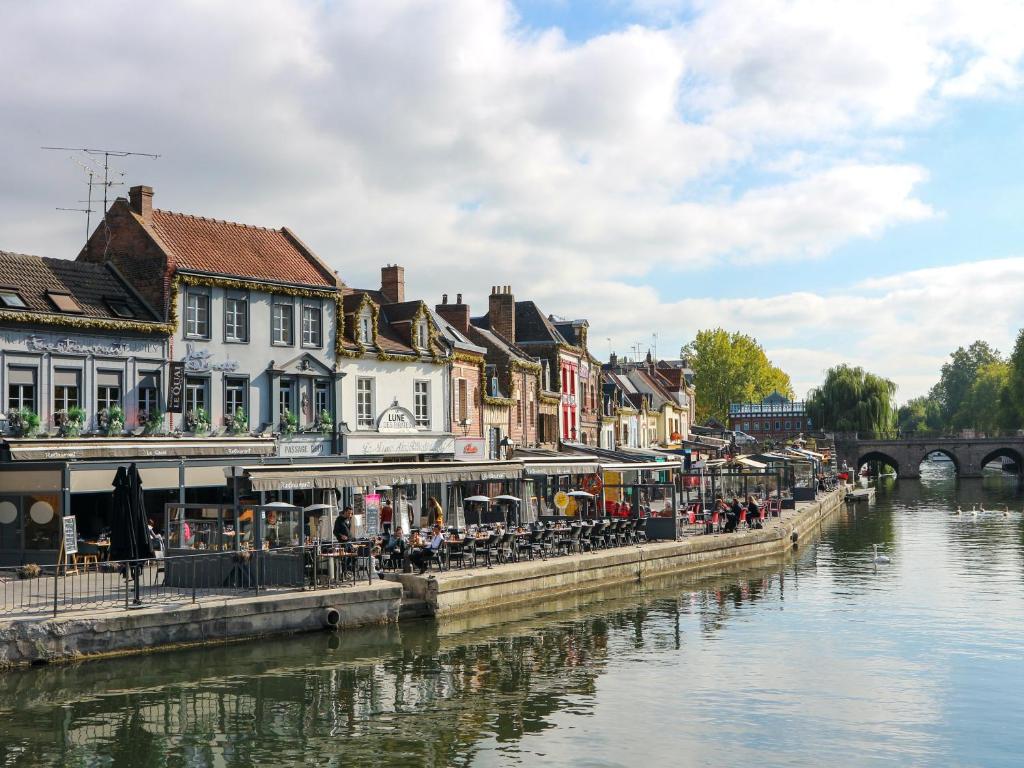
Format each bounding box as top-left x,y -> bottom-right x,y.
75,542 -> 101,571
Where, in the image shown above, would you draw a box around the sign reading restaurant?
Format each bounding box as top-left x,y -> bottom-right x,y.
0,331 -> 163,357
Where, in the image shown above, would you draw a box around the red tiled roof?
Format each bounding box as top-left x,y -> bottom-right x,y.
148,209 -> 335,288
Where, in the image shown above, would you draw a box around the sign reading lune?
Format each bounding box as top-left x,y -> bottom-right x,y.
376,399 -> 417,433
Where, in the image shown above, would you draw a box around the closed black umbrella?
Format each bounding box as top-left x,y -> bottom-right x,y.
110,464 -> 153,603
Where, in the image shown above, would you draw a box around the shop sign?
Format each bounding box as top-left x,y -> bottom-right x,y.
183,343 -> 239,373
277,437 -> 331,457
167,362 -> 186,413
363,493 -> 381,537
454,437 -> 485,462
25,334 -> 130,357
347,434 -> 454,456
377,400 -> 417,433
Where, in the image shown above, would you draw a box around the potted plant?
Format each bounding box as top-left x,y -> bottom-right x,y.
226,407 -> 247,435
185,407 -> 211,434
56,406 -> 86,437
6,408 -> 40,437
140,408 -> 165,435
316,409 -> 333,436
279,408 -> 298,437
17,563 -> 41,580
97,405 -> 125,436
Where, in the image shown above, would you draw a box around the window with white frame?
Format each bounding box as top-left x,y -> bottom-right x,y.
358,310 -> 372,345
139,372 -> 160,417
279,379 -> 294,416
272,297 -> 294,345
185,289 -> 210,338
53,369 -> 80,412
224,292 -> 248,342
414,319 -> 429,350
96,371 -> 121,412
185,378 -> 207,413
314,379 -> 330,416
7,367 -> 36,412
224,378 -> 247,418
356,378 -> 374,428
414,381 -> 429,427
302,301 -> 322,347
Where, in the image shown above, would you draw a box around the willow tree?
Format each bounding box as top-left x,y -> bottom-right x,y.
681,329 -> 793,424
806,364 -> 897,435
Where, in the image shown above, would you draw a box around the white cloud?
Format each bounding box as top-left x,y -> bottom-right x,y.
0,0 -> 1022,400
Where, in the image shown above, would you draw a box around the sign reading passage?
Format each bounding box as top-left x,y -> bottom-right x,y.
62,515 -> 78,555
167,362 -> 186,413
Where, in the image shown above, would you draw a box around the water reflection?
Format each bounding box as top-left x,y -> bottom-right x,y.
2,471 -> 1024,767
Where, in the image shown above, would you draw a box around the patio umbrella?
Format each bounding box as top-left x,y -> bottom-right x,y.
493,495 -> 520,525
568,489 -> 594,519
263,501 -> 297,508
463,496 -> 491,526
110,463 -> 153,605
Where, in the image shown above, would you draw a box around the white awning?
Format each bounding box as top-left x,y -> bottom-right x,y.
4,437 -> 277,461
734,456 -> 767,469
241,459 -> 525,492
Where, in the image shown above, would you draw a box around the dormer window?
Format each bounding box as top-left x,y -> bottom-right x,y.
0,289 -> 26,309
358,310 -> 373,345
414,319 -> 429,350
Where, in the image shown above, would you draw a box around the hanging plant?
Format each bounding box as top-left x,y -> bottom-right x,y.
316,409 -> 333,436
226,407 -> 248,435
56,407 -> 86,437
6,408 -> 40,438
140,408 -> 165,435
185,407 -> 211,434
280,408 -> 298,437
97,405 -> 125,436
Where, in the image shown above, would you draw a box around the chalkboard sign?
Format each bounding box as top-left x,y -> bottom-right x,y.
62,515 -> 78,555
363,493 -> 381,538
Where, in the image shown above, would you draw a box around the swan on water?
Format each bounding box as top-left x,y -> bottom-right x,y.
971,505 -> 979,517
1004,505 -> 1010,517
954,506 -> 962,515
873,544 -> 891,565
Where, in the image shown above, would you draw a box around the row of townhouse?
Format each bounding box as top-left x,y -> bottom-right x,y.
2,185 -> 647,562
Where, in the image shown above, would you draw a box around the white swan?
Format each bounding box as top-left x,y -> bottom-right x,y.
971,504 -> 979,517
953,506 -> 962,515
1003,505 -> 1010,517
873,544 -> 891,565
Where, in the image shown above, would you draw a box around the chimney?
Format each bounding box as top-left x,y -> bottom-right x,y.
380,264 -> 405,304
436,292 -> 470,334
489,285 -> 515,342
129,185 -> 153,225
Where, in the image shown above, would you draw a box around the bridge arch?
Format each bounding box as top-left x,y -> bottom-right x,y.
918,448 -> 960,475
857,451 -> 900,476
979,446 -> 1023,472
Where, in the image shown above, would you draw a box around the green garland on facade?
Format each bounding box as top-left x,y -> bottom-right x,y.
0,309 -> 172,336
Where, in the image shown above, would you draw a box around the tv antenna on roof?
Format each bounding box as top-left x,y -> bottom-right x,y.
42,146 -> 160,256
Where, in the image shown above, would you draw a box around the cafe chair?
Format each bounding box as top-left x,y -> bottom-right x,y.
75,542 -> 101,571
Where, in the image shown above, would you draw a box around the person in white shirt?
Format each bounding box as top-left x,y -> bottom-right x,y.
410,524 -> 445,574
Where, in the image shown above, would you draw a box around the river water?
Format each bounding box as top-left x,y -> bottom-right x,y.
2,463 -> 1023,767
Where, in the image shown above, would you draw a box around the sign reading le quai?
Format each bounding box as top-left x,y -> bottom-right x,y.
376,400 -> 417,433
167,362 -> 186,414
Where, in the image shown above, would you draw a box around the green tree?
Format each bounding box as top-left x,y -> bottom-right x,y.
954,360 -> 1014,432
806,364 -> 897,435
933,340 -> 1002,428
681,329 -> 793,424
1006,329 -> 1024,425
897,395 -> 942,434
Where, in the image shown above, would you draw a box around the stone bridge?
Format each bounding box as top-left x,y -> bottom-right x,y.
834,434 -> 1024,479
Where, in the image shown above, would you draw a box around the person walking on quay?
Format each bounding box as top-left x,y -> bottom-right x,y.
380,497 -> 394,535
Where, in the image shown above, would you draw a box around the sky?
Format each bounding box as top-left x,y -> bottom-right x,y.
3,0 -> 1024,403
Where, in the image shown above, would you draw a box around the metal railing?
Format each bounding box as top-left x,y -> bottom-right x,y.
0,544 -> 375,618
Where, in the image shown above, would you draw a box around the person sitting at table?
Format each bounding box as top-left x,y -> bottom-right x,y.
724,498 -> 741,533
382,527 -> 408,569
410,524 -> 445,574
333,506 -> 355,551
745,495 -> 761,528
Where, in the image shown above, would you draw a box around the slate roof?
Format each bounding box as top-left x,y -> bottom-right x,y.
0,251 -> 159,322
339,289 -> 428,356
472,300 -> 570,346
147,209 -> 337,288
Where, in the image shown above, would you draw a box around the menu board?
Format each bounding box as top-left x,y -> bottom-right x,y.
62,515 -> 78,555
363,493 -> 381,538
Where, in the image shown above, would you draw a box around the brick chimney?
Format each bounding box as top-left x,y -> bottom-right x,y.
380,264 -> 405,304
436,292 -> 470,334
488,285 -> 515,342
129,185 -> 153,225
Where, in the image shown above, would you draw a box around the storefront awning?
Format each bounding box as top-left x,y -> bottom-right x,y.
240,460 -> 525,492
734,456 -> 767,469
600,460 -> 680,472
3,437 -> 277,462
521,459 -> 601,475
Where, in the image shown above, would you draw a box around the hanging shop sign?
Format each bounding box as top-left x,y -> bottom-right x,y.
454,437 -> 485,462
167,362 -> 186,413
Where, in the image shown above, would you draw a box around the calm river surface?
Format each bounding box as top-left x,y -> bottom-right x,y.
2,464 -> 1024,767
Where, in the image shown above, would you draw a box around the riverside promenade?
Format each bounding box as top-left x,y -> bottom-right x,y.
0,488 -> 845,668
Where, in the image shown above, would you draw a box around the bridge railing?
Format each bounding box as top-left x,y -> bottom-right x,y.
854,430 -> 1024,441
